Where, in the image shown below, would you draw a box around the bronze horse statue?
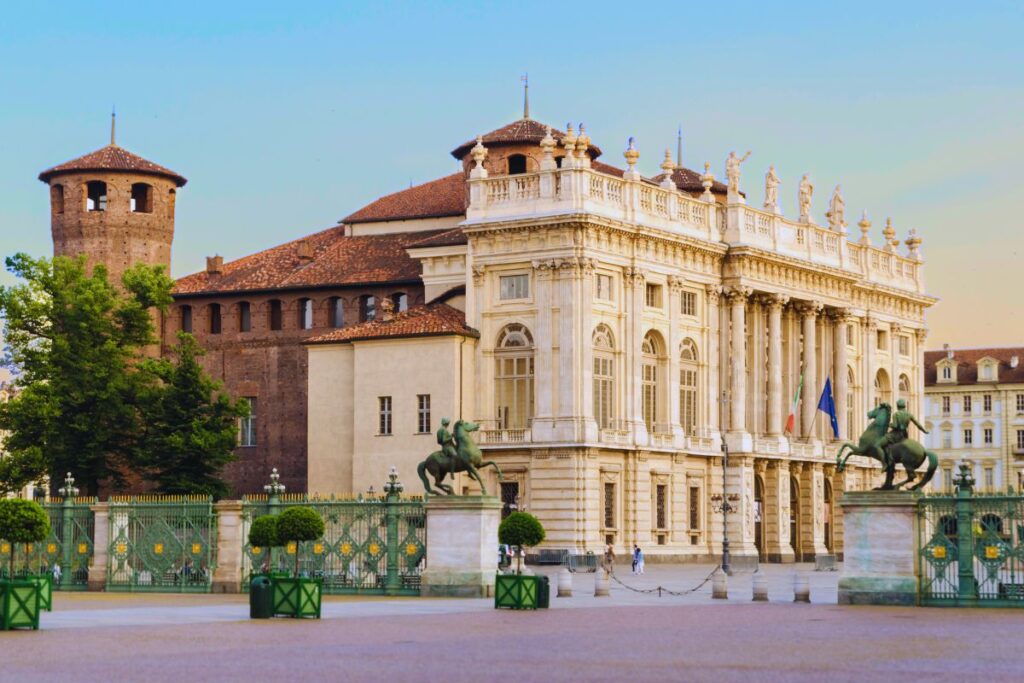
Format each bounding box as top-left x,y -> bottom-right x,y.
835,402 -> 938,490
417,419 -> 503,496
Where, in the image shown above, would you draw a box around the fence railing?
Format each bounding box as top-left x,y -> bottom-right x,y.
0,498 -> 96,590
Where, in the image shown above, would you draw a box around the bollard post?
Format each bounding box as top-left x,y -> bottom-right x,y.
594,568 -> 610,597
712,568 -> 728,599
557,567 -> 573,597
752,571 -> 768,602
793,572 -> 810,603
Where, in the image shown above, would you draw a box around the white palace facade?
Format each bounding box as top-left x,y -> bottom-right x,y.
305,115 -> 936,563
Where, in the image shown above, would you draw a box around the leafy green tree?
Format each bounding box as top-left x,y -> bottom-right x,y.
276,506 -> 325,576
142,333 -> 248,499
0,499 -> 51,577
498,511 -> 545,574
0,254 -> 172,496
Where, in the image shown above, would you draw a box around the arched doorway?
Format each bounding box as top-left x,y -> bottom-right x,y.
790,477 -> 801,561
754,475 -> 766,561
823,479 -> 834,552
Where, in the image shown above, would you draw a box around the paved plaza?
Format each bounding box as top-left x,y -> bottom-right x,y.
4,564 -> 1023,683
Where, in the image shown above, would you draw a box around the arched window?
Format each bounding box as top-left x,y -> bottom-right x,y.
507,154 -> 527,175
495,324 -> 534,430
298,298 -> 313,330
180,305 -> 193,333
898,373 -> 911,398
86,181 -> 107,211
359,295 -> 376,322
208,303 -> 222,334
51,184 -> 65,214
238,301 -> 251,332
268,299 -> 283,331
592,325 -> 615,429
392,292 -> 408,313
641,331 -> 666,432
328,297 -> 344,328
130,183 -> 153,213
679,338 -> 699,435
874,369 -> 891,407
846,365 -> 857,440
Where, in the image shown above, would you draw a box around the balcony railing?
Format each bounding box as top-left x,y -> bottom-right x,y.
477,426 -> 531,444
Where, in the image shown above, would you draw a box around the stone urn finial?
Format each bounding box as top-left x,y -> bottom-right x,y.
700,162 -> 715,201
623,137 -> 640,174
858,210 -> 872,245
905,228 -> 922,261
883,217 -> 898,251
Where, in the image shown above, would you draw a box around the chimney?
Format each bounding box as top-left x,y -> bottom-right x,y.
1012,355 -> 1019,369
206,255 -> 223,275
296,239 -> 313,262
943,343 -> 953,360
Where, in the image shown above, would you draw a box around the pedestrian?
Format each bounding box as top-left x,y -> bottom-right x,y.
603,543 -> 615,575
631,544 -> 639,574
52,562 -> 62,585
636,547 -> 645,575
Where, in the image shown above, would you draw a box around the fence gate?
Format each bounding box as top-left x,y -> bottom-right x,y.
1,498 -> 95,590
106,496 -> 217,592
919,485 -> 1024,606
241,494 -> 426,595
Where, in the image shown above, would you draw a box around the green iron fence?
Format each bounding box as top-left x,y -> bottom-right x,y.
241,493 -> 426,595
106,496 -> 217,592
918,482 -> 1024,607
1,498 -> 95,591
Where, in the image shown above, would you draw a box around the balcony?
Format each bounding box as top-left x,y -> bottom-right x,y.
477,425 -> 531,445
598,419 -> 632,446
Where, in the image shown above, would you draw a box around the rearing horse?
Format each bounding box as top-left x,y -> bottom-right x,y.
417,419 -> 503,496
835,402 -> 938,490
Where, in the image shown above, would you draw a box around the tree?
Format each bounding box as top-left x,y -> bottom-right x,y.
498,511 -> 545,574
142,333 -> 248,499
0,254 -> 173,495
276,506 -> 325,577
0,499 -> 50,578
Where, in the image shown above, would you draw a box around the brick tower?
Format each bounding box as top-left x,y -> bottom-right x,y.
38,114 -> 187,285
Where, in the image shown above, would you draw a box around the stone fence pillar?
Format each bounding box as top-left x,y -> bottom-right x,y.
87,502 -> 109,591
837,491 -> 919,605
213,500 -> 244,593
421,496 -> 501,598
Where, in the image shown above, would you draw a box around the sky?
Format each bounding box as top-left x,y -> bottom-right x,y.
0,0 -> 1020,349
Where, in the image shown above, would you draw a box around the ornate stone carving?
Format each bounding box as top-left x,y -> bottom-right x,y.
471,264 -> 486,284
623,266 -> 647,287
795,300 -> 824,317
914,328 -> 928,344
705,284 -> 723,306
765,292 -> 790,311
826,185 -> 846,231
668,275 -> 687,292
725,286 -> 752,305
764,165 -> 780,211
725,150 -> 751,195
798,174 -> 814,221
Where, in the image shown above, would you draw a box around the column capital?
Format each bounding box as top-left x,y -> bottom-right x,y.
754,459 -> 768,474
623,266 -> 647,287
914,327 -> 928,343
725,286 -> 753,305
890,322 -> 903,335
705,284 -> 723,306
861,314 -> 877,330
471,264 -> 486,285
795,300 -> 824,317
764,293 -> 790,311
668,275 -> 687,292
790,461 -> 805,475
829,307 -> 853,324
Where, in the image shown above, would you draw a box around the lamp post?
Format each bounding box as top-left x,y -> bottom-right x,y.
58,472 -> 79,588
383,466 -> 404,595
712,390 -> 736,575
263,468 -> 286,571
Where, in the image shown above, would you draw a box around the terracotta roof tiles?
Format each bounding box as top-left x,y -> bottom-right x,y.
405,227 -> 467,249
305,302 -> 477,344
924,347 -> 1024,386
342,173 -> 466,224
451,118 -> 602,160
39,144 -> 187,186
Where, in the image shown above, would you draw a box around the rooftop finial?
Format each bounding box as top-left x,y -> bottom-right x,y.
521,73 -> 529,119
676,125 -> 682,167
110,106 -> 116,146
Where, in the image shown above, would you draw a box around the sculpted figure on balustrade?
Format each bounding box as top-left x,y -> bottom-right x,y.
798,174 -> 814,222
764,165 -> 780,212
726,150 -> 752,195
826,185 -> 846,231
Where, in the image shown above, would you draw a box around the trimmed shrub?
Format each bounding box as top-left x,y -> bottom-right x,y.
0,499 -> 51,577
499,512 -> 545,574
276,506 -> 325,576
248,515 -> 279,550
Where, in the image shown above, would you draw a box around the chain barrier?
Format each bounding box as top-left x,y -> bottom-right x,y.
606,565 -> 722,597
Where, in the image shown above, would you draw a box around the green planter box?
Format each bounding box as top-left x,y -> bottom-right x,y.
271,577 -> 322,619
0,580 -> 42,630
495,573 -> 540,610
29,575 -> 53,612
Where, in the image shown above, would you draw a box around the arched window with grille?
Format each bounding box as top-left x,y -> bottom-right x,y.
679,338 -> 699,435
495,324 -> 534,430
898,373 -> 911,399
874,368 -> 891,406
641,331 -> 667,432
592,325 -> 615,430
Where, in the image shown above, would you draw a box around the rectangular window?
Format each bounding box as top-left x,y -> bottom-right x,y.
688,485 -> 701,530
239,302 -> 251,332
963,395 -> 972,414
876,329 -> 887,350
269,300 -> 283,331
846,323 -> 856,347
679,369 -> 697,434
378,396 -> 392,435
603,482 -> 616,529
238,397 -> 257,447
964,428 -> 973,445
1017,430 -> 1024,450
984,428 -> 993,445
942,430 -> 952,449
942,396 -> 950,415
642,363 -> 658,430
417,394 -> 431,434
680,290 -> 697,316
499,274 -> 529,300
899,335 -> 909,356
942,366 -> 952,380
655,484 -> 667,529
1017,394 -> 1024,413
180,306 -> 193,333
984,394 -> 992,413
593,356 -> 614,429
209,304 -> 222,335
984,468 -> 994,490
595,274 -> 613,301
645,283 -> 663,309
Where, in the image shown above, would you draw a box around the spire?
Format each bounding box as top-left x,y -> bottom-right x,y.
110,107 -> 117,146
521,73 -> 529,119
676,125 -> 682,167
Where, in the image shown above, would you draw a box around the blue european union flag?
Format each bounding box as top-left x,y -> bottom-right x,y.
817,377 -> 839,439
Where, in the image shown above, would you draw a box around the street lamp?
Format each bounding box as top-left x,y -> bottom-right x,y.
714,390 -> 736,575
383,466 -> 404,499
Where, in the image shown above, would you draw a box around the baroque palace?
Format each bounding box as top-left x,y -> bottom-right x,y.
35,108 -> 935,562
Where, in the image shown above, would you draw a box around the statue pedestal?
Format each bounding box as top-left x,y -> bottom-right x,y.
837,491 -> 919,606
420,496 -> 502,598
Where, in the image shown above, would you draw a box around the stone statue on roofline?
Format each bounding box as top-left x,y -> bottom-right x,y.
798,174 -> 814,222
826,184 -> 846,231
726,150 -> 752,196
764,165 -> 780,212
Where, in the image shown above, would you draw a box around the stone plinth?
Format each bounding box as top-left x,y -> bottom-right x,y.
837,491 -> 919,606
212,501 -> 244,593
420,496 -> 501,598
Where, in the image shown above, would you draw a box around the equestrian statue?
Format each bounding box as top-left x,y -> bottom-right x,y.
417,417 -> 503,496
835,399 -> 938,490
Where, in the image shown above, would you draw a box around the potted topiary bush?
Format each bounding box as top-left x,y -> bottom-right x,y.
247,514 -> 286,579
495,511 -> 546,610
0,499 -> 51,630
271,506 -> 325,618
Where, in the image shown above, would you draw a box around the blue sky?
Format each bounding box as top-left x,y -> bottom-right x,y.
1,0 -> 1020,346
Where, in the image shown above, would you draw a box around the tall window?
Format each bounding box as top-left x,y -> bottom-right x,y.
130,183 -> 153,213
984,468 -> 994,490
592,325 -> 615,430
688,486 -> 701,531
679,339 -> 699,434
595,274 -> 613,301
603,482 -> 616,529
984,427 -> 993,445
876,329 -> 887,351
208,303 -> 222,334
1017,394 -> 1024,413
359,295 -> 376,322
328,297 -> 344,328
495,324 -> 534,429
239,398 -> 257,447
942,396 -> 950,415
641,333 -> 662,431
964,428 -> 973,445
86,180 -> 107,211
983,394 -> 992,413
645,283 -> 663,309
1017,430 -> 1024,450
298,298 -> 313,330
180,305 -> 193,333
899,335 -> 909,356
942,366 -> 951,380
680,291 -> 697,316
417,394 -> 431,434
51,184 -> 65,214
874,369 -> 891,407
963,395 -> 972,414
268,299 -> 283,331
392,292 -> 408,313
655,484 -> 667,529
238,301 -> 251,332
942,429 -> 952,449
499,274 -> 529,300
378,396 -> 392,435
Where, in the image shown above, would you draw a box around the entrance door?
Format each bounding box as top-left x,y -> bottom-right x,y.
500,481 -> 520,519
824,479 -> 834,552
790,477 -> 801,561
754,475 -> 765,561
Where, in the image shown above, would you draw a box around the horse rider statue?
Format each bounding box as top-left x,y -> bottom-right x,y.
877,399 -> 928,470
418,418 -> 503,496
835,400 -> 938,490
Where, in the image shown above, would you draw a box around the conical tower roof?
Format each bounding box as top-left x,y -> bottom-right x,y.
39,144 -> 187,187
450,118 -> 602,160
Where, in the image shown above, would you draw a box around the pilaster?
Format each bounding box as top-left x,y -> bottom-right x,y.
726,286 -> 752,451
706,285 -> 722,435
764,460 -> 794,562
87,502 -> 109,591
797,300 -> 823,441
766,294 -> 788,437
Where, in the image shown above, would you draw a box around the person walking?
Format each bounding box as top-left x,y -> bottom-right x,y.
636,547 -> 645,575
631,544 -> 640,574
603,544 -> 615,575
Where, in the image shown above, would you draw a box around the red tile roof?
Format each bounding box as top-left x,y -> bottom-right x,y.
667,167 -> 728,195
305,302 -> 477,345
173,228 -> 453,296
38,144 -> 187,186
342,173 -> 466,224
924,347 -> 1024,386
405,227 -> 467,249
451,118 -> 602,160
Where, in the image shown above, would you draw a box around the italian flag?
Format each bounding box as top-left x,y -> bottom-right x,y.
784,374 -> 804,435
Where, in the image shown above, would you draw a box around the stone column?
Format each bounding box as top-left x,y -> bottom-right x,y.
862,316 -> 876,407
914,328 -> 928,418
890,322 -> 902,403
799,462 -> 829,561
212,500 -> 244,594
668,276 -> 686,443
790,461 -> 805,560
581,259 -> 599,442
555,259 -> 579,441
727,287 -> 751,436
626,268 -> 648,442
87,502 -> 109,591
706,285 -> 722,434
764,461 -> 795,562
833,309 -> 850,441
766,294 -> 788,436
797,301 -> 823,440
531,260 -> 555,438
421,496 -> 502,597
471,266 -> 488,422
749,296 -> 765,436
